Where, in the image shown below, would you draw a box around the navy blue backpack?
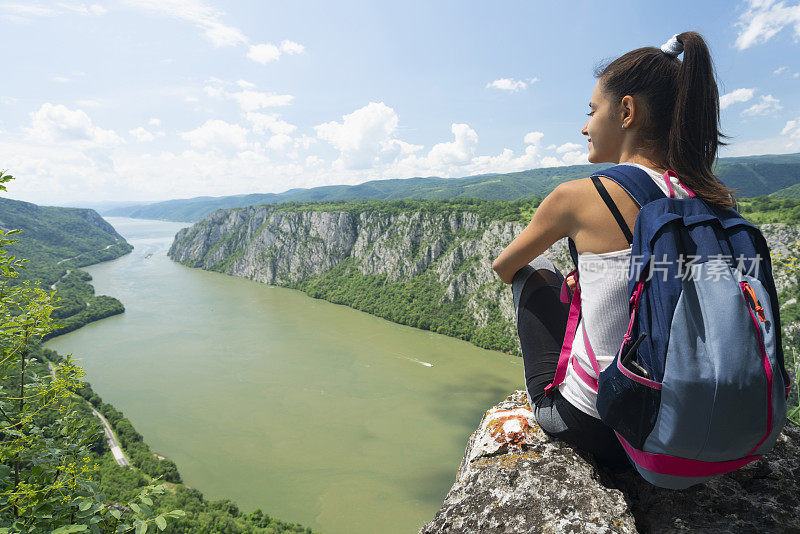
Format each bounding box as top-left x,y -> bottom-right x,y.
545,164 -> 792,489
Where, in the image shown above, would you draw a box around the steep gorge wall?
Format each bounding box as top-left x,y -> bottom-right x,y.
167,205 -> 800,356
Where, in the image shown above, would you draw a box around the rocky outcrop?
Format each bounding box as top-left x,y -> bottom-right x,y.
420,391 -> 800,533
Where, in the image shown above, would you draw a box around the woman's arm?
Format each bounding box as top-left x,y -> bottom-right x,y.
492,181 -> 579,285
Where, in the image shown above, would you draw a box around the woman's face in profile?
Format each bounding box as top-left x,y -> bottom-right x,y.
582,81 -> 623,164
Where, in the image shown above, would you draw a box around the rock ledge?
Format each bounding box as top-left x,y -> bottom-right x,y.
420,390 -> 800,533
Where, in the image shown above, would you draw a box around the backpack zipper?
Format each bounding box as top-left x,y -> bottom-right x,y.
741,281 -> 766,322
740,281 -> 774,456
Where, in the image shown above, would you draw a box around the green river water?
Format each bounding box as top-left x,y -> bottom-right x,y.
45,217 -> 524,534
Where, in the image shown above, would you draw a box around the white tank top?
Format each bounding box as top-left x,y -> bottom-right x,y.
559,163 -> 693,419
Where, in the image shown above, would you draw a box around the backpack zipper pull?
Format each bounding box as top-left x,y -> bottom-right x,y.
742,282 -> 766,322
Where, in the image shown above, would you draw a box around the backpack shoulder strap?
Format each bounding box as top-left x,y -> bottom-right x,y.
590,165 -> 666,208
565,165 -> 664,269
590,175 -> 633,245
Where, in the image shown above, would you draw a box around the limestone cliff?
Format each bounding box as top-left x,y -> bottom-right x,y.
167,204 -> 800,357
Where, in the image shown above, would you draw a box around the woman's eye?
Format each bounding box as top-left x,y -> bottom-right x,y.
586,112 -> 593,116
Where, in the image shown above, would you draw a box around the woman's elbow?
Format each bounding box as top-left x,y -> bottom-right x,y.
492,260 -> 513,285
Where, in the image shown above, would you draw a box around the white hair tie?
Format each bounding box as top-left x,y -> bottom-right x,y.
660,34 -> 683,57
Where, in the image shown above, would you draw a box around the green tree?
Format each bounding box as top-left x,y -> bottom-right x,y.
773,241 -> 800,425
0,171 -> 183,533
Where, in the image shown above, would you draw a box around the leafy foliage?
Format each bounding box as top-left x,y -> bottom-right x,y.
2,172 -> 317,532
0,179 -> 182,532
738,196 -> 800,224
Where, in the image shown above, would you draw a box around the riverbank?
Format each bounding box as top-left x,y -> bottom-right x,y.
31,221 -> 320,533
45,217 -> 525,534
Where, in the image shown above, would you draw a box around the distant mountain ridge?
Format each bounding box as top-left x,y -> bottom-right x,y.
106,152 -> 800,222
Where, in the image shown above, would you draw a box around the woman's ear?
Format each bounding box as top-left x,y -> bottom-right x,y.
620,95 -> 635,129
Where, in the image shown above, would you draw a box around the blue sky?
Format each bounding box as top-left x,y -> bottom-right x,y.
1,0 -> 799,205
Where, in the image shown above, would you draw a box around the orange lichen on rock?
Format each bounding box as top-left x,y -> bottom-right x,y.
484,406 -> 537,448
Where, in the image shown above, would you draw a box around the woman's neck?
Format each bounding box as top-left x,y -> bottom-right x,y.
618,153 -> 668,175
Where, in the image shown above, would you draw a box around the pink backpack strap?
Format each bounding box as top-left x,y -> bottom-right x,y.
582,321 -> 600,376
545,269 -> 581,396
571,355 -> 598,391
663,170 -> 696,198
566,321 -> 601,392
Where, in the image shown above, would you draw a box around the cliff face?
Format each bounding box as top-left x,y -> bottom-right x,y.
168,206 -> 572,352
167,206 -> 800,355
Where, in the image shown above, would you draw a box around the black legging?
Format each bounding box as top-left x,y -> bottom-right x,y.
512,255 -> 631,472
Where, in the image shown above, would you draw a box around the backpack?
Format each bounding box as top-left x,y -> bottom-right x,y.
544,163 -> 792,489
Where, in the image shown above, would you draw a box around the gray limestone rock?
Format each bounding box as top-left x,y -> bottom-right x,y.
420,390 -> 800,533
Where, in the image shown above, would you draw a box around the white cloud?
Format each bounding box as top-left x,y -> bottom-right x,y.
720,87 -> 756,109
58,3 -> 107,15
148,117 -> 161,127
559,150 -> 590,165
742,94 -> 782,116
122,0 -> 303,65
129,126 -> 165,142
0,2 -> 106,21
0,3 -> 55,17
426,124 -> 479,165
524,131 -> 545,145
181,119 -> 249,152
734,0 -> 800,50
129,126 -> 155,143
236,79 -> 256,89
247,43 -> 281,64
781,117 -> 800,139
293,135 -> 316,150
233,90 -> 293,111
203,78 -> 294,111
486,77 -> 532,92
280,40 -> 304,55
203,85 -> 224,97
247,40 -> 305,64
556,142 -> 583,153
265,133 -> 293,151
719,116 -> 800,156
52,76 -> 72,83
24,103 -> 123,146
246,112 -> 297,135
305,155 -> 323,167
773,66 -> 788,75
123,0 -> 247,47
314,102 -> 407,169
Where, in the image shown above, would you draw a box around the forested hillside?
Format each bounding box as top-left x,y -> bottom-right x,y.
0,182 -> 318,533
0,196 -> 133,337
107,152 -> 800,222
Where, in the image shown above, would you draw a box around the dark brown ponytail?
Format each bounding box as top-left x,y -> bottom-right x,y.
595,31 -> 737,209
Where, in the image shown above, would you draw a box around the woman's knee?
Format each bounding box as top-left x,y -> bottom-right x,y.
511,256 -> 563,292
511,255 -> 565,319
